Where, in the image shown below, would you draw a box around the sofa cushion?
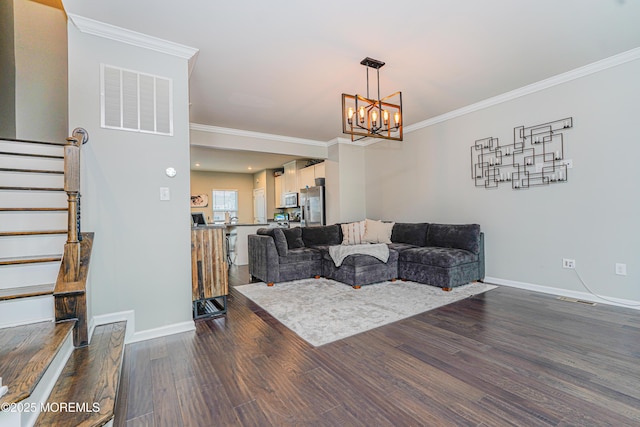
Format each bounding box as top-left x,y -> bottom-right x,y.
257,228 -> 288,256
282,227 -> 305,249
279,247 -> 322,264
341,220 -> 366,245
400,247 -> 478,267
391,223 -> 429,247
302,224 -> 342,247
363,219 -> 394,244
426,224 -> 481,254
322,249 -> 399,267
387,242 -> 418,253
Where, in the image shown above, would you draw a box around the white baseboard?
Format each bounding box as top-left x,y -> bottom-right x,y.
485,276 -> 640,311
129,320 -> 195,344
89,310 -> 136,344
89,311 -> 195,344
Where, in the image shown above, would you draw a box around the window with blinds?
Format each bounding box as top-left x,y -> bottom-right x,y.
100,64 -> 173,136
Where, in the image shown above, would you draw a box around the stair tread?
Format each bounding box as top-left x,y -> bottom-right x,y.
37,322 -> 127,427
0,207 -> 68,212
0,151 -> 63,159
0,167 -> 64,174
0,186 -> 64,191
0,321 -> 74,405
0,254 -> 62,265
0,283 -> 55,301
0,137 -> 65,146
0,230 -> 66,236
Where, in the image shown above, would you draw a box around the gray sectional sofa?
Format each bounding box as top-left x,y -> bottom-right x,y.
247,222 -> 484,290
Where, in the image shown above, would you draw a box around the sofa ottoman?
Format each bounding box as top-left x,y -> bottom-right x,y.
397,223 -> 484,290
322,248 -> 399,289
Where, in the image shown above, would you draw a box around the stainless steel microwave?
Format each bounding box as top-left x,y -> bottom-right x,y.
283,192 -> 298,208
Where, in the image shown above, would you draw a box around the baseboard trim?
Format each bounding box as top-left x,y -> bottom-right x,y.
89,310 -> 136,344
129,320 -> 195,344
485,276 -> 640,311
90,311 -> 195,344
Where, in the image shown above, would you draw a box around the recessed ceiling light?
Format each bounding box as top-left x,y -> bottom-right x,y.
195,163 -> 201,167
247,166 -> 253,170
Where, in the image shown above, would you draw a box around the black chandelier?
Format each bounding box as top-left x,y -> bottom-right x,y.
342,57 -> 403,142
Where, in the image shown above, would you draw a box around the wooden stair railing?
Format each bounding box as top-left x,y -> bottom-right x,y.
53,127 -> 92,348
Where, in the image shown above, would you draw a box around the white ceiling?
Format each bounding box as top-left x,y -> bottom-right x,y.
62,0 -> 640,172
190,146 -> 304,174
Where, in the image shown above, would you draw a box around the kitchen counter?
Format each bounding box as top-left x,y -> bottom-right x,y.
191,224 -> 227,229
224,224 -> 264,266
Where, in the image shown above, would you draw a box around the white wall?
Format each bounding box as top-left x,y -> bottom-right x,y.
0,0 -> 16,138
325,141 -> 367,224
67,25 -> 194,333
365,58 -> 640,303
13,0 -> 67,142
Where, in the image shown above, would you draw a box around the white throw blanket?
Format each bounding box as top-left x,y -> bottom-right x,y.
328,243 -> 389,267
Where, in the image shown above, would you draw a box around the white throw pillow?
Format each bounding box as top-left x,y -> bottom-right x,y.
341,220 -> 366,245
363,219 -> 394,244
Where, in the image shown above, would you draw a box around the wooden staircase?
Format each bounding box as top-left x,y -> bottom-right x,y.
0,138 -> 67,328
0,132 -> 126,427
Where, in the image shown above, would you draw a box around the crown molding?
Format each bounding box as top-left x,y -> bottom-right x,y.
327,137 -> 367,147
189,123 -> 328,147
66,13 -> 199,74
405,47 -> 640,134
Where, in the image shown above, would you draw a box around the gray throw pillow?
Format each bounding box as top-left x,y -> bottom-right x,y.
282,227 -> 305,249
257,228 -> 288,256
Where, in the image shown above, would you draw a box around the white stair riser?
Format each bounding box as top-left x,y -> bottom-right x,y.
0,191 -> 67,208
0,295 -> 54,329
0,140 -> 64,156
0,171 -> 64,188
0,211 -> 67,232
0,156 -> 63,171
0,235 -> 67,258
0,262 -> 60,289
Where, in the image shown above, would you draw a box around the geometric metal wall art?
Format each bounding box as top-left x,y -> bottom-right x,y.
471,117 -> 573,189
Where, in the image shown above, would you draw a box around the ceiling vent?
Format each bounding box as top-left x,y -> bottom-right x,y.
100,64 -> 173,136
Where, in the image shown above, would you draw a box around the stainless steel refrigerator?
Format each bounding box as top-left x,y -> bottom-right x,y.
300,186 -> 325,227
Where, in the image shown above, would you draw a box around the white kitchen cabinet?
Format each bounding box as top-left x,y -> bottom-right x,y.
297,165 -> 315,190
297,162 -> 325,189
283,160 -> 305,193
274,174 -> 284,208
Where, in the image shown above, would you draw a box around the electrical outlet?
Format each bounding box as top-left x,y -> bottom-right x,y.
615,263 -> 627,276
563,258 -> 575,269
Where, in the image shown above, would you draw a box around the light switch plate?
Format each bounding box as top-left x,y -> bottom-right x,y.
160,187 -> 170,201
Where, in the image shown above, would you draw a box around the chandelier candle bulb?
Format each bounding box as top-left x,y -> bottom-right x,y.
383,110 -> 389,125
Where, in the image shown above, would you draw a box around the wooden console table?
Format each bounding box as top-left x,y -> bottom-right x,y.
191,225 -> 228,319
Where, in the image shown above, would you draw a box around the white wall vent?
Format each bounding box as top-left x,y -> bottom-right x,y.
100,64 -> 173,136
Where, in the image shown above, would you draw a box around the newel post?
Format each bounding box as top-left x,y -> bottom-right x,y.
62,128 -> 88,281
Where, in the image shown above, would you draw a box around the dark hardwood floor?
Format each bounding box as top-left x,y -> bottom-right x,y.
115,265 -> 640,426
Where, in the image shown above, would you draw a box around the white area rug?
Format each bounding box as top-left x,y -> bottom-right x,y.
235,278 -> 496,347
